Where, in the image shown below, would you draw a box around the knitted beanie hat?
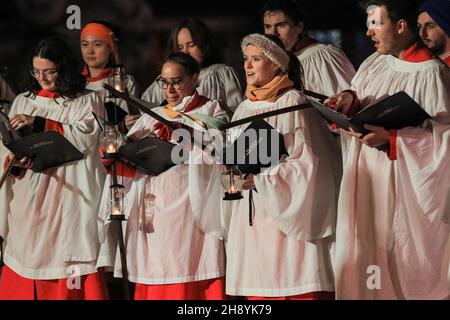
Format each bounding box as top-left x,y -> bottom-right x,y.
241,33 -> 290,72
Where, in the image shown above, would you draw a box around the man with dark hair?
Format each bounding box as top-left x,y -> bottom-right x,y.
325,0 -> 450,299
262,0 -> 356,98
418,0 -> 450,65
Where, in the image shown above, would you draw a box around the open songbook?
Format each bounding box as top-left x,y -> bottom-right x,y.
311,91 -> 431,134
220,119 -> 289,175
0,110 -> 84,172
118,134 -> 177,176
104,84 -> 313,176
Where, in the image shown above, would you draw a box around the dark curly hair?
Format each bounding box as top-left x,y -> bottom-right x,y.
23,37 -> 86,99
165,18 -> 222,68
162,51 -> 200,76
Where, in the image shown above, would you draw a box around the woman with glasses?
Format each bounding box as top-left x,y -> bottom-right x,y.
0,38 -> 110,299
80,21 -> 140,130
99,51 -> 228,300
221,34 -> 341,300
142,18 -> 243,114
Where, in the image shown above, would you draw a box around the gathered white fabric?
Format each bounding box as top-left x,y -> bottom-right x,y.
241,33 -> 290,72
296,43 -> 355,97
221,89 -> 341,297
98,94 -> 228,284
0,91 -> 109,279
141,63 -> 243,111
335,52 -> 450,300
86,73 -> 138,115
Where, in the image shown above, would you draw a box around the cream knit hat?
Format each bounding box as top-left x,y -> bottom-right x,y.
241,33 -> 290,72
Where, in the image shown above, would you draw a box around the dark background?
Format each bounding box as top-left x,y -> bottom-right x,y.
0,0 -> 375,96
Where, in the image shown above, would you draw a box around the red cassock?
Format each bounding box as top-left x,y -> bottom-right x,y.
0,266 -> 108,300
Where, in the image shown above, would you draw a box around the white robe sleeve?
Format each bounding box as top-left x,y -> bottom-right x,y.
188,100 -> 230,239
299,44 -> 355,97
392,119 -> 450,298
125,74 -> 139,97
141,80 -> 165,105
199,65 -> 243,112
39,93 -> 103,152
396,119 -> 450,225
254,108 -> 341,241
0,96 -> 22,241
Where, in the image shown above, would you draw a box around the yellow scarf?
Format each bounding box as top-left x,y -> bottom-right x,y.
245,74 -> 293,102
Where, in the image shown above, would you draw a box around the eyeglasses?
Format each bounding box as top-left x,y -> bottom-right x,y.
29,68 -> 58,78
156,75 -> 191,90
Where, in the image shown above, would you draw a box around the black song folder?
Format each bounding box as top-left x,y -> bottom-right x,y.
118,134 -> 177,176
104,101 -> 128,124
5,130 -> 84,172
222,119 -> 288,175
311,91 -> 431,134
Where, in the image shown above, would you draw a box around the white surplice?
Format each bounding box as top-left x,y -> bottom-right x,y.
335,53 -> 450,299
0,91 -> 108,279
222,89 -> 342,297
98,94 -> 228,284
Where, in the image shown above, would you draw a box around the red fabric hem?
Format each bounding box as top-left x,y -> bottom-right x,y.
247,291 -> 335,300
0,265 -> 108,300
134,277 -> 226,300
388,129 -> 398,161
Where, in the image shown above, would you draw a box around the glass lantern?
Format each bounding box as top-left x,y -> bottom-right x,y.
111,68 -> 126,92
109,182 -> 125,220
220,166 -> 244,201
102,122 -> 119,158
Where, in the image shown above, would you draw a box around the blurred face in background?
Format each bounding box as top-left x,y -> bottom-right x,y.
263,10 -> 303,51
243,44 -> 280,88
159,61 -> 199,107
31,57 -> 58,92
80,35 -> 111,70
418,11 -> 448,56
176,28 -> 203,65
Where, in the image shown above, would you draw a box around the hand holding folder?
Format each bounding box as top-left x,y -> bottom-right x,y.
0,110 -> 84,172
312,91 -> 431,134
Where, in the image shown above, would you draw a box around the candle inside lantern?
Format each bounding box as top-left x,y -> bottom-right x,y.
106,143 -> 117,153
111,189 -> 122,216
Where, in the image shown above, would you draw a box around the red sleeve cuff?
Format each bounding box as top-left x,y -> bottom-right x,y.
99,147 -> 136,178
388,129 -> 398,160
